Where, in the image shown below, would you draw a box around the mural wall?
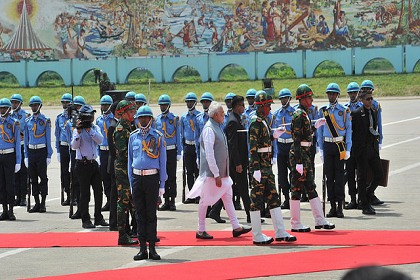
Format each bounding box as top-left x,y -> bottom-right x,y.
0,0 -> 419,61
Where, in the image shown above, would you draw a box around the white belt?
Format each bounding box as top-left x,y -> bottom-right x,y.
20,140 -> 24,145
301,141 -> 312,147
277,138 -> 293,144
99,146 -> 109,151
29,143 -> 46,149
324,136 -> 344,143
60,141 -> 69,146
185,140 -> 195,145
257,147 -> 272,153
0,148 -> 15,154
133,168 -> 158,176
166,144 -> 176,150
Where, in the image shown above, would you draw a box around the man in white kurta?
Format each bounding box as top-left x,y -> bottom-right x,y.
188,102 -> 251,239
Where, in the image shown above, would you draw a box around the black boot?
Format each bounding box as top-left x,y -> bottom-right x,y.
280,197 -> 290,209
8,204 -> 16,221
39,195 -> 47,213
118,230 -> 139,246
20,196 -> 27,206
62,194 -> 70,206
0,204 -> 8,221
344,195 -> 358,210
148,242 -> 161,260
336,201 -> 344,218
326,201 -> 337,218
169,197 -> 176,211
29,196 -> 40,213
134,241 -> 148,260
159,198 -> 170,211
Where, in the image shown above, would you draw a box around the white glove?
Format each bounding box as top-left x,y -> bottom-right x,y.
319,150 -> 324,164
379,144 -> 382,150
296,164 -> 303,175
177,155 -> 182,161
253,170 -> 261,183
46,158 -> 52,166
57,153 -> 61,162
15,164 -> 21,173
273,127 -> 286,139
96,156 -> 101,165
158,188 -> 165,197
272,156 -> 277,165
314,118 -> 326,129
196,158 -> 199,168
345,151 -> 351,160
69,165 -> 72,172
24,158 -> 28,168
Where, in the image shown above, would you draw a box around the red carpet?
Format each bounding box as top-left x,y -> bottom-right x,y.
2,230 -> 420,248
28,245 -> 420,279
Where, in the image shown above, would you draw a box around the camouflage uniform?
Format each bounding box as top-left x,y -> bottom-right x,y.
289,105 -> 318,200
113,104 -> 136,238
248,110 -> 280,211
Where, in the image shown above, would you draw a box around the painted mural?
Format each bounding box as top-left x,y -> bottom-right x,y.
0,0 -> 419,61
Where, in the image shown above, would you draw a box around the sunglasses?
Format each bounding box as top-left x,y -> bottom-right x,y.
364,97 -> 373,101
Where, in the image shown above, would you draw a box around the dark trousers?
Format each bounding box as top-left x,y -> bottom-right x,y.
132,173 -> 159,242
323,142 -> 345,202
184,144 -> 199,191
0,153 -> 16,205
13,145 -> 27,199
345,155 -> 357,196
356,146 -> 384,209
75,160 -> 103,223
28,148 -> 48,196
109,170 -> 118,228
164,149 -> 177,199
310,135 -> 317,177
230,165 -> 251,215
70,150 -> 80,204
59,145 -> 71,194
99,150 -> 111,198
276,142 -> 292,199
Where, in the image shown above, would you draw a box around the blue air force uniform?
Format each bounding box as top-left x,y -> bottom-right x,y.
317,103 -> 352,203
180,109 -> 200,191
244,105 -> 256,119
128,127 -> 167,243
195,111 -> 210,159
55,110 -> 71,196
11,108 -> 30,204
96,112 -> 114,200
0,115 -> 21,206
24,114 -> 53,197
372,99 -> 383,145
155,112 -> 181,199
274,105 -> 295,202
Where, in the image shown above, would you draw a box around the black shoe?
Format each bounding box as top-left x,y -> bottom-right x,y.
0,211 -> 8,221
315,223 -> 335,230
8,206 -> 16,221
82,221 -> 96,229
276,235 -> 297,242
71,211 -> 81,219
280,201 -> 289,209
253,236 -> 274,245
101,201 -> 110,211
62,197 -> 70,206
300,196 -> 309,202
109,226 -> 118,231
195,197 -> 200,204
326,207 -> 337,218
169,200 -> 176,211
39,196 -> 46,213
234,200 -> 242,210
148,243 -> 161,260
73,198 -> 78,206
196,231 -> 213,239
118,235 -> 139,246
208,211 -> 226,223
94,219 -> 109,226
344,201 -> 358,210
371,195 -> 384,205
233,226 -> 252,237
14,198 -> 20,207
183,198 -> 196,204
336,202 -> 344,218
134,245 -> 148,261
19,198 -> 27,207
29,203 -> 40,213
362,207 -> 376,215
159,202 -> 170,211
291,227 -> 311,232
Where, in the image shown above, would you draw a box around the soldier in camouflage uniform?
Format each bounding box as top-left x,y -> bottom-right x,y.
289,84 -> 335,232
113,100 -> 138,246
248,91 -> 296,245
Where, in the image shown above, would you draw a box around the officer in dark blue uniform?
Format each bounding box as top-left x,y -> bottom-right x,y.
96,95 -> 114,211
10,94 -> 30,206
155,94 -> 181,211
0,98 -> 21,221
55,93 -> 73,206
65,95 -> 85,218
180,92 -> 200,206
129,106 -> 167,261
24,96 -> 53,213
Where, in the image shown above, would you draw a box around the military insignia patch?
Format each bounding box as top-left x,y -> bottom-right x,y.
338,111 -> 343,116
39,120 -> 44,126
147,137 -> 157,153
18,115 -> 22,119
169,120 -> 173,125
7,123 -> 12,129
289,111 -> 293,116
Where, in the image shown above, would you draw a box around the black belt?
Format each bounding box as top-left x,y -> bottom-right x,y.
76,159 -> 96,164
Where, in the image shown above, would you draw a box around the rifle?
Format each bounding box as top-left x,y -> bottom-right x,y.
26,173 -> 31,212
322,164 -> 326,216
182,157 -> 186,203
69,167 -> 74,218
60,175 -> 64,205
